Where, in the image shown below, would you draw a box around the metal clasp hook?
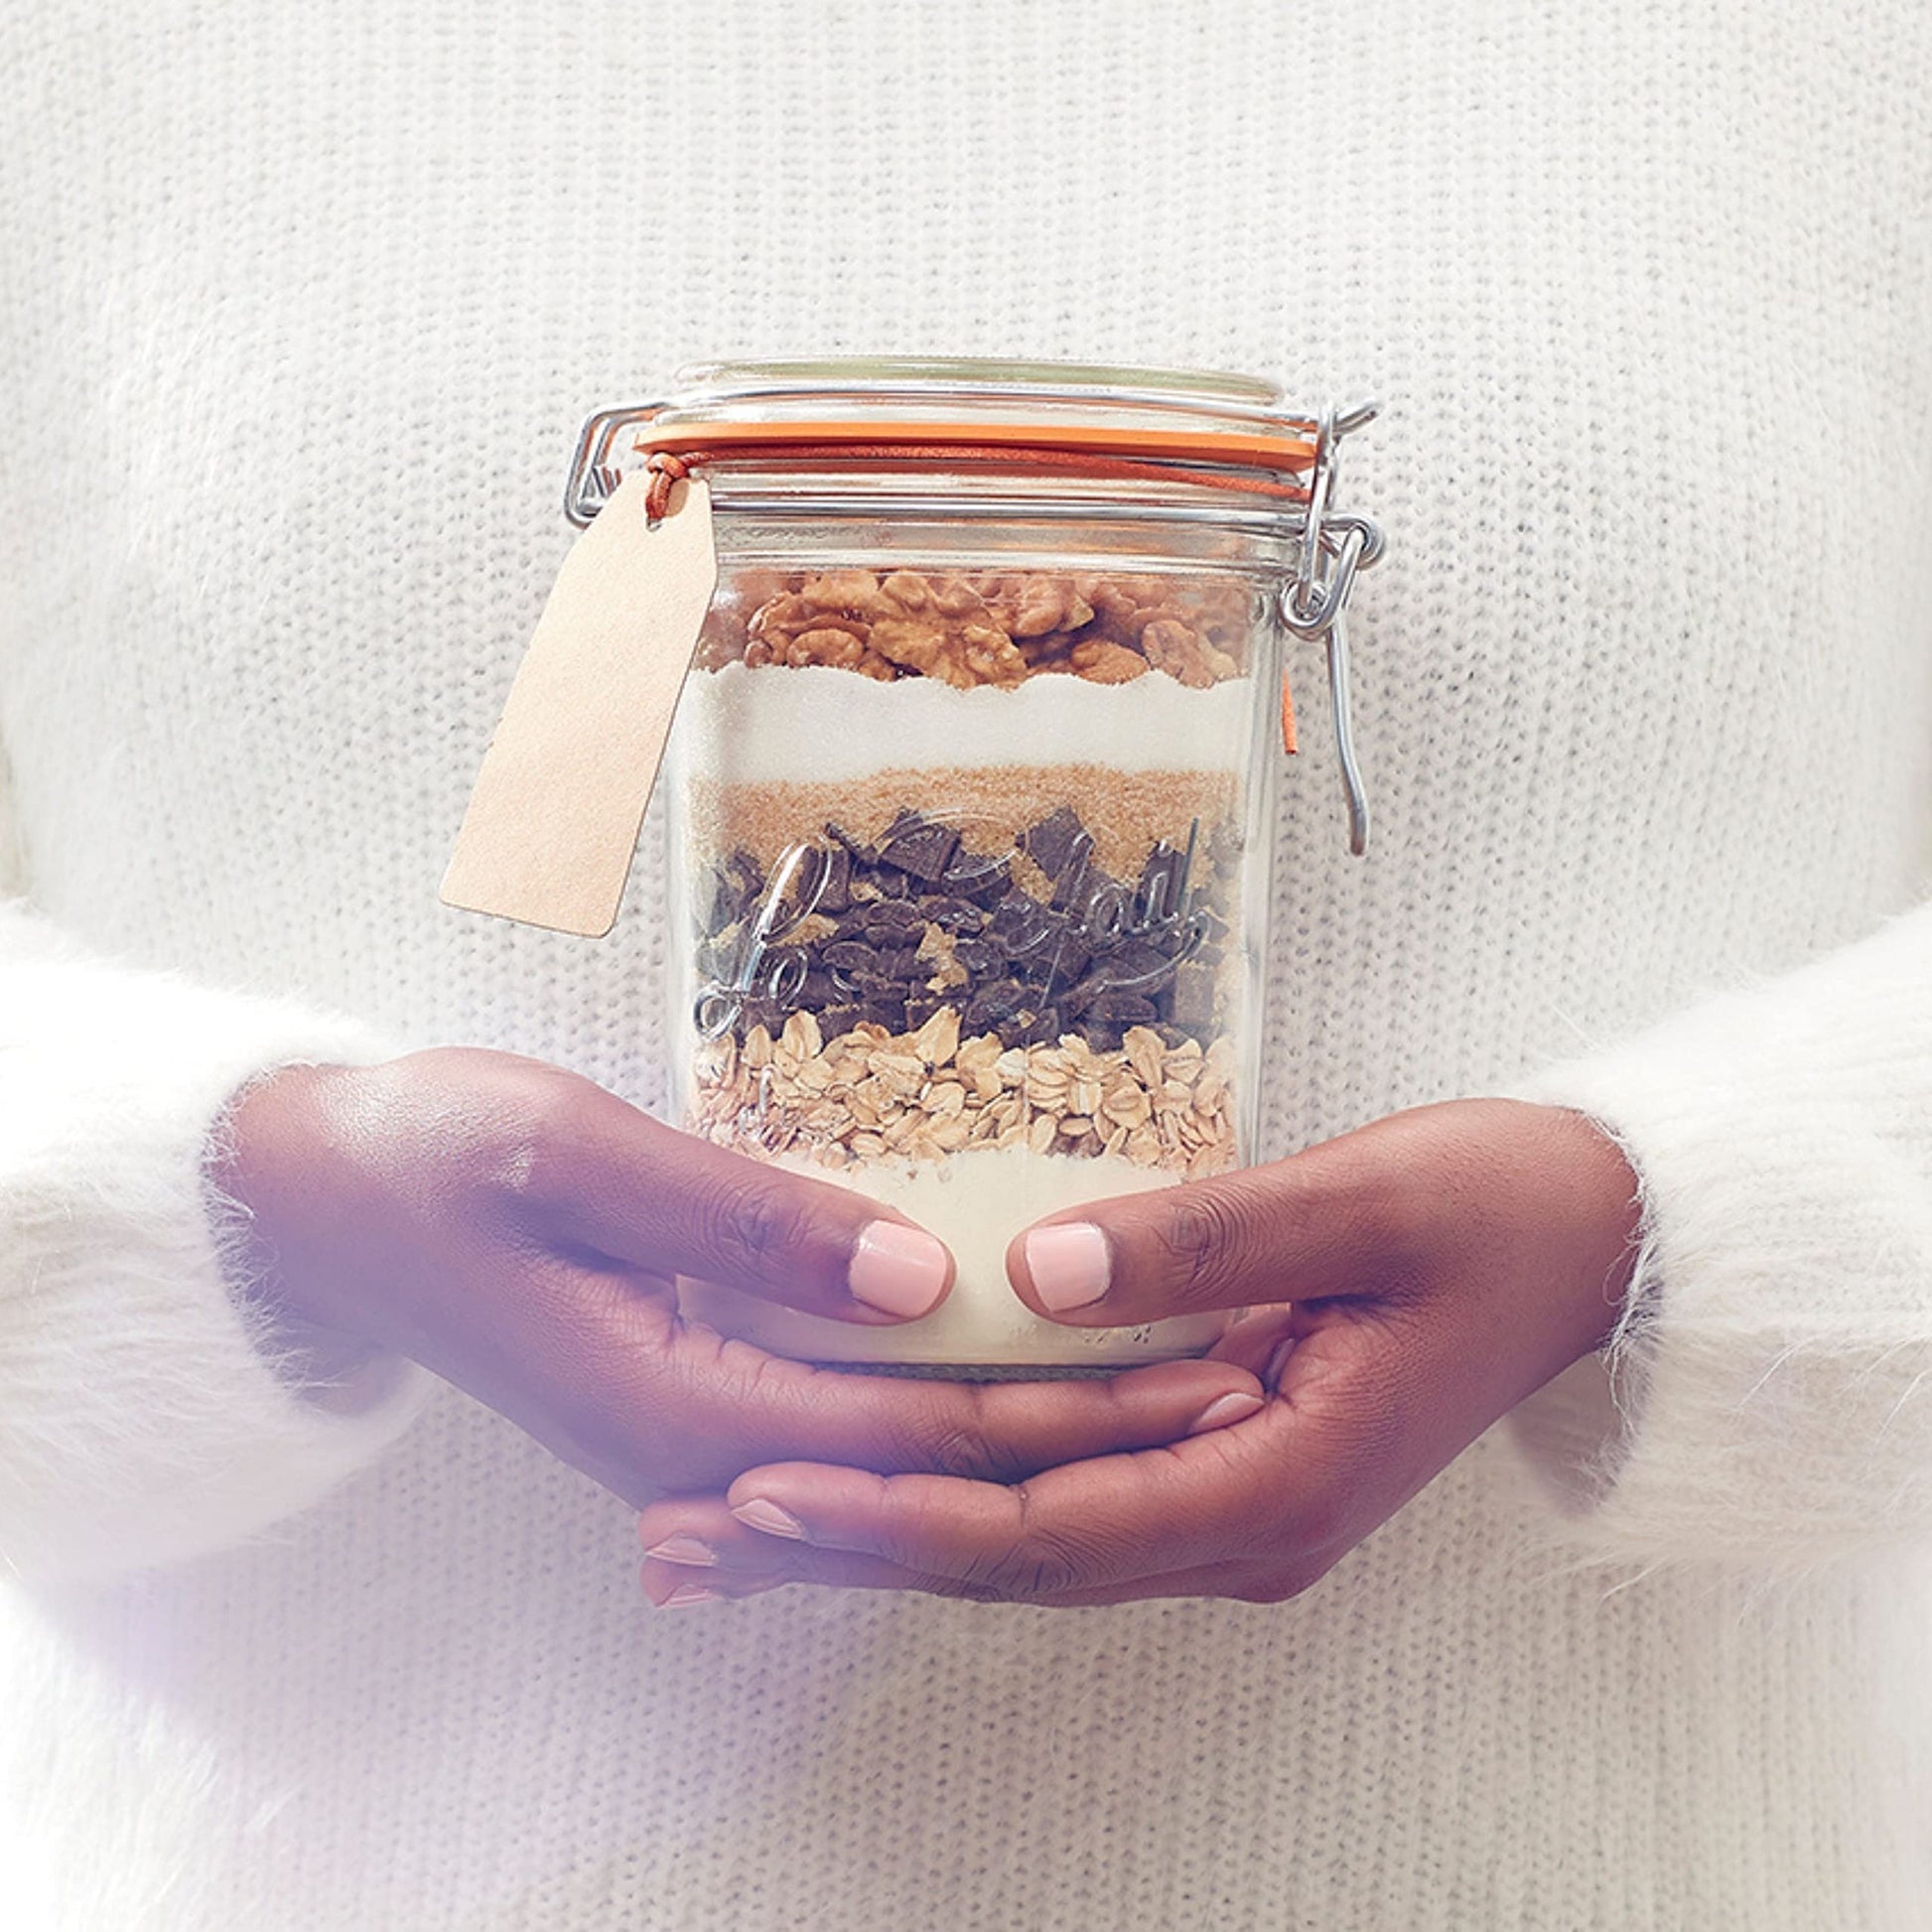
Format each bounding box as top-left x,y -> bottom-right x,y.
564,403 -> 663,525
1281,403 -> 1383,857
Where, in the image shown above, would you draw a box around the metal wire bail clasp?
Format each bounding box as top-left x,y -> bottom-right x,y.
1282,402 -> 1385,857
564,403 -> 664,525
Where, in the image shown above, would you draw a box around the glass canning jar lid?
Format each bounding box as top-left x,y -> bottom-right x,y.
563,357 -> 1385,851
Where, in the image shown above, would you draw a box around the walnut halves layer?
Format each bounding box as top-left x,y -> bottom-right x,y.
701,567 -> 1249,689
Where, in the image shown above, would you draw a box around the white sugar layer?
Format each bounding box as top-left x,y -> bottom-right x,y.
675,662 -> 1256,784
678,1146 -> 1225,1367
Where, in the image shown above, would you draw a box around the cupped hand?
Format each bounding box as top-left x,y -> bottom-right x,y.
213,1047 -> 1266,1511
635,1100 -> 1640,1606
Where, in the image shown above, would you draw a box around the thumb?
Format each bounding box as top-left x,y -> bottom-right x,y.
545,1090 -> 955,1325
1007,1147 -> 1395,1326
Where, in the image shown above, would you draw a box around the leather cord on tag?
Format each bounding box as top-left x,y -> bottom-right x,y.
644,452 -> 692,521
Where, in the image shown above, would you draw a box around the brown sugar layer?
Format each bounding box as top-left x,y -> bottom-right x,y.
686,765 -> 1240,883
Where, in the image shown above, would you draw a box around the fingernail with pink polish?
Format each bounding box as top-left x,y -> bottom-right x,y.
1025,1222 -> 1112,1312
1188,1390 -> 1265,1436
1265,1336 -> 1296,1390
849,1220 -> 951,1317
643,1534 -> 718,1567
732,1497 -> 805,1540
660,1584 -> 720,1609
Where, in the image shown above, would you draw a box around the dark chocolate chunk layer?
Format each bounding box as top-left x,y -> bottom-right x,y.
694,802 -> 1233,1053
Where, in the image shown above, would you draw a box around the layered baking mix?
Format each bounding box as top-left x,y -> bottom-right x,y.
667,562 -> 1262,1364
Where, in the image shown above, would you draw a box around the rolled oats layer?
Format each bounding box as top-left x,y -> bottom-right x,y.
689,1013 -> 1238,1180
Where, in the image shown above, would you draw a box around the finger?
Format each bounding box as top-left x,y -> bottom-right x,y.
636,1504 -> 1250,1607
1006,1137 -> 1398,1326
639,1549 -> 1246,1609
718,1399 -> 1314,1600
494,1263 -> 1267,1505
538,1086 -> 957,1323
638,1514 -> 932,1598
638,1494 -> 966,1587
1207,1306 -> 1303,1385
637,1562 -> 784,1610
653,1341 -> 1265,1492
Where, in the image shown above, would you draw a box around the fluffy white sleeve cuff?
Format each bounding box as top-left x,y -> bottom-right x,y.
0,903 -> 430,1583
1505,899 -> 1932,1573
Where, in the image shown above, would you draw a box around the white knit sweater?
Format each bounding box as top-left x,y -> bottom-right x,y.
3,3 -> 1931,1927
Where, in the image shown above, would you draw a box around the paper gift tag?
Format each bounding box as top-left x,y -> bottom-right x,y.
441,473 -> 718,938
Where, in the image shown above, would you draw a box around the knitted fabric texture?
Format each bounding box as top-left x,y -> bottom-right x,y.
2,2 -> 1931,1927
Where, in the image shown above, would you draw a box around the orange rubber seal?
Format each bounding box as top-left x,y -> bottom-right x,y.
635,418 -> 1317,469
634,424 -> 1317,520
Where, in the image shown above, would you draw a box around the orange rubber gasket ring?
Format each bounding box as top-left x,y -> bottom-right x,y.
634,418 -> 1317,469
630,415 -> 1317,518
635,438 -> 1314,520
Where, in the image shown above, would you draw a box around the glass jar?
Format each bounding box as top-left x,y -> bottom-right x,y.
573,359 -> 1381,1370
